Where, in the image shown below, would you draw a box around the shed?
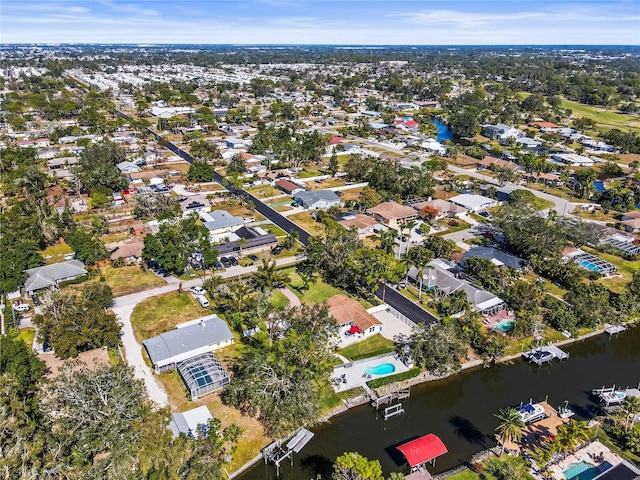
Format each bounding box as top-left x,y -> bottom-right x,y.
170,406 -> 213,438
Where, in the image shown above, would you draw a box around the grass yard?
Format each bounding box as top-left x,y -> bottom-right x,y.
572,207 -> 620,223
307,177 -> 346,190
269,289 -> 290,309
212,200 -> 265,221
288,211 -> 325,236
16,328 -> 35,348
40,239 -> 74,264
446,470 -> 480,480
258,223 -> 288,238
318,384 -> 365,413
100,264 -> 165,297
131,291 -> 206,341
338,186 -> 365,202
154,369 -> 270,473
297,166 -> 325,178
560,98 -> 640,132
529,196 -> 555,211
284,268 -> 346,304
338,334 -> 396,361
582,247 -> 640,294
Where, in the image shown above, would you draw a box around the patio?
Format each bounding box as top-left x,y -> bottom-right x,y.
547,440 -> 625,480
330,353 -> 409,391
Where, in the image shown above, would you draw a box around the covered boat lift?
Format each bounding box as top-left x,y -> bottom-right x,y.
397,434 -> 448,472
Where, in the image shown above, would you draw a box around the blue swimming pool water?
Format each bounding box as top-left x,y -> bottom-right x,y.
579,260 -> 601,272
594,181 -> 604,193
364,363 -> 396,376
563,461 -> 600,480
493,319 -> 514,332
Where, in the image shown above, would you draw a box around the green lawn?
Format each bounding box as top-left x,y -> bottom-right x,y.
100,264 -> 165,297
338,334 -> 396,361
16,328 -> 35,348
529,196 -> 555,211
269,289 -> 289,309
288,211 -> 325,236
283,268 -> 347,304
318,384 -> 365,413
582,247 -> 640,294
258,223 -> 288,238
560,98 -> 640,132
446,469 -> 480,480
40,240 -> 74,264
131,291 -> 206,341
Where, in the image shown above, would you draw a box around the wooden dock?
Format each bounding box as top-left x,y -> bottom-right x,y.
371,387 -> 410,409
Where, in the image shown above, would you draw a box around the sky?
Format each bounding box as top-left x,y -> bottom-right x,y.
2,0 -> 640,45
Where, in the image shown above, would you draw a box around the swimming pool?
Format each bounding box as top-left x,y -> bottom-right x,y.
563,461 -> 600,480
493,319 -> 514,332
364,363 -> 396,376
578,260 -> 601,272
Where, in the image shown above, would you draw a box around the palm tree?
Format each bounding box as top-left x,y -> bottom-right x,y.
284,230 -> 299,250
236,237 -> 247,257
252,259 -> 290,293
555,420 -> 591,455
622,397 -> 640,433
494,407 -> 525,453
378,229 -> 397,255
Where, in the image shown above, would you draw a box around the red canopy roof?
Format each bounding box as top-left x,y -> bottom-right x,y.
397,434 -> 448,468
349,325 -> 361,333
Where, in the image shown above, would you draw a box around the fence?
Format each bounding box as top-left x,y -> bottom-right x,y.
386,305 -> 418,329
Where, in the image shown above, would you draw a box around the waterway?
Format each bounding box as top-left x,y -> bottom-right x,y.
239,326 -> 640,479
434,118 -> 453,142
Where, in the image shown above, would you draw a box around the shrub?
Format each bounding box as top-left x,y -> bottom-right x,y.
367,367 -> 421,389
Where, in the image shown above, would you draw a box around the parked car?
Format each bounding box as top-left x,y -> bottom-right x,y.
273,282 -> 286,289
13,303 -> 31,312
271,246 -> 283,255
290,201 -> 299,207
195,295 -> 210,308
31,293 -> 40,306
479,210 -> 490,218
189,286 -> 206,296
229,256 -> 238,266
213,261 -> 223,270
248,254 -> 259,261
220,257 -> 232,267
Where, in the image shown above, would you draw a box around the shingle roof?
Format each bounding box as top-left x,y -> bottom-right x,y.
367,201 -> 418,221
461,246 -> 527,271
327,294 -> 381,330
294,190 -> 341,206
24,260 -> 87,292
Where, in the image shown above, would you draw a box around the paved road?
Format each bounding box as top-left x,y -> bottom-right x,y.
375,282 -> 438,326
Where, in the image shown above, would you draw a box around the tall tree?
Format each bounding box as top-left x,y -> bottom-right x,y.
494,407 -> 525,453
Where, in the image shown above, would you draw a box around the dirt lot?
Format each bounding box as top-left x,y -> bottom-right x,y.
40,347 -> 110,378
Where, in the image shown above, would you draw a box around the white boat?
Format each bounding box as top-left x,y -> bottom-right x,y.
558,401 -> 575,419
524,349 -> 555,365
600,390 -> 626,404
517,402 -> 546,424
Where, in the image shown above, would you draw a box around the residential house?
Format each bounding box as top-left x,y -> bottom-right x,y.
116,160 -> 141,174
409,262 -> 506,317
460,246 -> 527,271
449,194 -> 497,212
482,124 -> 521,143
293,190 -> 342,210
367,201 -> 419,230
394,118 -> 419,133
551,153 -> 595,167
337,213 -> 380,238
495,184 -> 525,202
108,238 -> 145,263
515,137 -> 542,151
24,260 -> 88,295
477,156 -> 519,172
620,211 -> 640,233
327,295 -> 383,338
200,210 -> 245,235
142,315 -> 234,373
225,137 -> 250,149
410,199 -> 467,219
276,178 -> 305,195
214,226 -> 277,256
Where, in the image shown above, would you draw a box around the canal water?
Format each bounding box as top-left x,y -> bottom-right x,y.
434,118 -> 453,142
239,326 -> 640,479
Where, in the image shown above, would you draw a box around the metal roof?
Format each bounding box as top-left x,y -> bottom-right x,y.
142,315 -> 233,366
24,260 -> 88,292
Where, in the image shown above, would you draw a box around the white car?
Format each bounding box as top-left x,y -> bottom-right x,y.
189,286 -> 206,296
13,303 -> 31,312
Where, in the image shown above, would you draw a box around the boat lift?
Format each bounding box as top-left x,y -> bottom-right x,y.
263,427 -> 314,475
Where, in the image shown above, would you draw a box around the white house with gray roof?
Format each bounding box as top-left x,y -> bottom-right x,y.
142,314 -> 234,373
200,210 -> 245,236
293,190 -> 342,210
24,260 -> 88,295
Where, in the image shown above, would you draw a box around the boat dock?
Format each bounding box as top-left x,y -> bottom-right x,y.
605,325 -> 626,335
523,344 -> 569,365
263,427 -> 314,475
371,387 -> 410,409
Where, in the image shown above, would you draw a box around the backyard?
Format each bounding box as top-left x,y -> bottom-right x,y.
287,211 -> 325,236
283,267 -> 347,304
338,334 -> 396,361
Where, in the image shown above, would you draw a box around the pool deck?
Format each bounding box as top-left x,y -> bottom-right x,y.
331,354 -> 409,391
546,440 -> 625,480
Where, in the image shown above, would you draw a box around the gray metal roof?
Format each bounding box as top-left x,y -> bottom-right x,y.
461,246 -> 527,271
170,406 -> 213,438
202,210 -> 245,230
142,315 -> 233,366
24,260 -> 87,292
294,190 -> 341,205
